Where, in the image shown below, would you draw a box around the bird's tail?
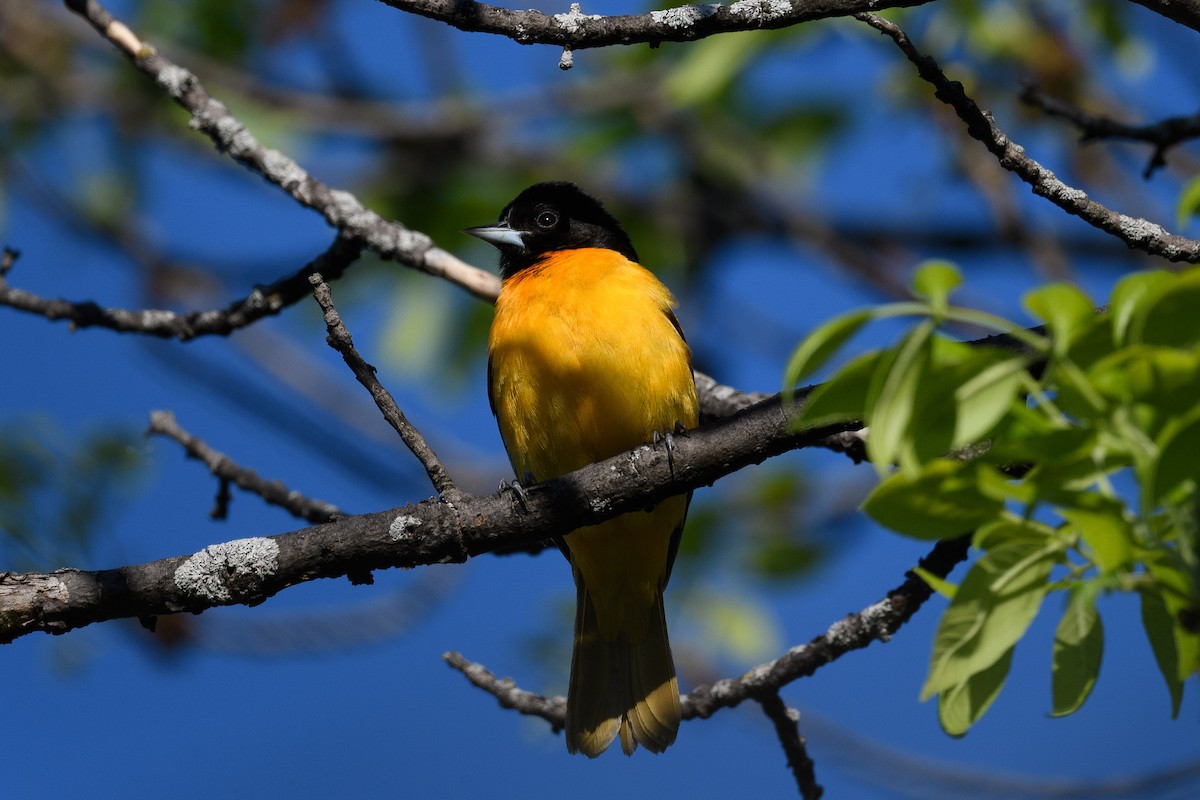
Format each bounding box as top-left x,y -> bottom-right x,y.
565,583 -> 680,757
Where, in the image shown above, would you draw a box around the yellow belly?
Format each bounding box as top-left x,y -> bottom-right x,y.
488,247 -> 698,635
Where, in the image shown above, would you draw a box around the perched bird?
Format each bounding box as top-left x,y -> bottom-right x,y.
467,182 -> 698,757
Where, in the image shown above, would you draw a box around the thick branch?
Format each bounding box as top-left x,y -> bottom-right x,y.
858,13 -> 1200,262
0,392 -> 857,643
1128,0 -> 1200,32
381,0 -> 932,51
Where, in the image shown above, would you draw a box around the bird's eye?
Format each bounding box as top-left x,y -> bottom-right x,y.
535,210 -> 559,229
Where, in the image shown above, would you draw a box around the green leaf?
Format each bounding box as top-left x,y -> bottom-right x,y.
1023,283 -> 1096,350
922,538 -> 1058,700
1152,408 -> 1200,505
1145,553 -> 1200,686
1051,586 -> 1104,717
950,355 -> 1029,449
983,403 -> 1094,466
1131,269 -> 1200,350
863,459 -> 1005,540
1060,499 -> 1135,573
912,260 -> 963,311
914,566 -> 959,600
937,647 -> 1014,737
866,319 -> 935,471
1141,588 -> 1184,717
1089,345 -> 1200,418
795,350 -> 880,427
1176,173 -> 1200,230
973,518 -> 1054,551
1109,270 -> 1173,346
783,310 -> 872,388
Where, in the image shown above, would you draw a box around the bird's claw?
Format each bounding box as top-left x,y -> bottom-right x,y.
499,477 -> 531,512
652,421 -> 687,475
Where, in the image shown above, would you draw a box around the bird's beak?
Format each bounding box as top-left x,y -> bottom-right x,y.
464,224 -> 526,250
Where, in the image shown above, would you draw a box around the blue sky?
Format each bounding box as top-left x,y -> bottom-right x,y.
3,2 -> 1199,798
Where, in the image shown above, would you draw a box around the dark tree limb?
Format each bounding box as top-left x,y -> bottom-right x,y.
62,0 -> 499,302
443,536 -> 970,762
0,235 -> 363,340
0,389 -> 861,644
857,12 -> 1200,263
759,692 -> 822,800
309,273 -> 459,500
1021,84 -> 1200,179
443,651 -> 566,732
1129,0 -> 1200,33
380,0 -> 1200,50
380,0 -> 932,51
146,410 -> 341,524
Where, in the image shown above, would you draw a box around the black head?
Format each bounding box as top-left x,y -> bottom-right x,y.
465,182 -> 638,278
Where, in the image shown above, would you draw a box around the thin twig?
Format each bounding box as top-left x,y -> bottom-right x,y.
0,235 -> 363,339
1021,84 -> 1200,178
444,535 -> 971,733
0,247 -> 18,275
758,692 -> 822,800
308,272 -> 460,500
147,410 -> 341,523
442,652 -> 565,731
856,12 -> 1200,263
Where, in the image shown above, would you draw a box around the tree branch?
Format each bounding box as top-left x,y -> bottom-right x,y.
442,535 -> 970,751
62,0 -> 500,302
380,0 -> 933,51
857,12 -> 1200,263
759,692 -> 822,799
1021,84 -> 1200,179
309,273 -> 459,499
1128,0 -> 1200,33
0,390 -> 860,643
0,235 -> 363,340
146,410 -> 342,523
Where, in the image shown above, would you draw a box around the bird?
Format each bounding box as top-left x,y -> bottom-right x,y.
467,181 -> 699,757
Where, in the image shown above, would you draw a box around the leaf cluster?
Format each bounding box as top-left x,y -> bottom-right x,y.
785,263 -> 1200,735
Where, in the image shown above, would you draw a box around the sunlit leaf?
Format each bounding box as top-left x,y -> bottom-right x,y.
1089,346 -> 1200,418
1141,588 -> 1185,717
784,309 -> 872,389
866,320 -> 934,471
796,350 -> 881,428
914,566 -> 959,600
864,459 -> 1005,540
1023,283 -> 1096,351
1131,269 -> 1200,350
911,260 -> 963,311
1060,499 -> 1135,573
937,647 -> 1014,737
1051,585 -> 1104,717
1152,408 -> 1200,505
1109,270 -> 1173,346
922,538 -> 1058,700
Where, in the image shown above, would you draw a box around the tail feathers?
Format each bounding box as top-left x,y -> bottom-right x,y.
566,586 -> 680,757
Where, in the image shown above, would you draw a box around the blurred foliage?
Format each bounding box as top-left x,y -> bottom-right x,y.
0,421 -> 145,571
787,264 -> 1200,736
